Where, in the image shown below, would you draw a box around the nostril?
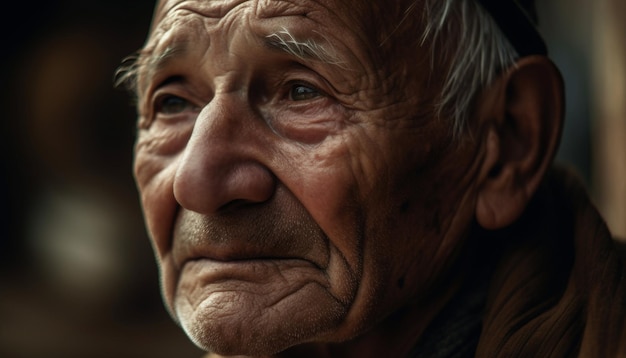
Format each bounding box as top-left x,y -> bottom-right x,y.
217,198 -> 271,213
174,156 -> 276,215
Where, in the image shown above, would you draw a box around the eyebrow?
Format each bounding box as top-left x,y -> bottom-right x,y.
264,28 -> 346,67
115,28 -> 346,96
146,44 -> 189,77
142,44 -> 189,90
114,43 -> 189,97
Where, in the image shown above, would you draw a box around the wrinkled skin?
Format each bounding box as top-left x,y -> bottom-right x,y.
133,0 -> 488,356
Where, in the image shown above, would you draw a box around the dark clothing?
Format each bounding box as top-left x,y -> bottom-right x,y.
413,166 -> 626,357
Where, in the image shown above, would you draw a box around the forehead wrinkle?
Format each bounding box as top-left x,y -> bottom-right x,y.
140,4 -> 218,95
253,0 -> 316,18
143,0 -> 373,95
157,0 -> 252,21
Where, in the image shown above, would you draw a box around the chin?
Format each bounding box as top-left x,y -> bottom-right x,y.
173,283 -> 349,356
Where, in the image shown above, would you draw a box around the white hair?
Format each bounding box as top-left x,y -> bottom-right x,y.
420,0 -> 519,137
265,28 -> 348,69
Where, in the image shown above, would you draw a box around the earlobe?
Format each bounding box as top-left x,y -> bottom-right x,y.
475,56 -> 564,230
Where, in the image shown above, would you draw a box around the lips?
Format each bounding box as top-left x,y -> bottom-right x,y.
180,257 -> 323,287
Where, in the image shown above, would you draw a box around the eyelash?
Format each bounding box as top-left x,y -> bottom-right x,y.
154,94 -> 196,115
289,83 -> 320,101
283,79 -> 328,102
146,76 -> 329,122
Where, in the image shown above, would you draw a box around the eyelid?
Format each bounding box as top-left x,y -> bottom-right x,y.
147,82 -> 202,124
143,74 -> 182,102
287,79 -> 323,93
139,75 -> 181,118
154,93 -> 198,114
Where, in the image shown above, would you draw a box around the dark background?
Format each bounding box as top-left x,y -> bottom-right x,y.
0,0 -> 620,357
1,1 -> 203,357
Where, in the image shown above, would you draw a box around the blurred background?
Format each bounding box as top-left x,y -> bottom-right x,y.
0,0 -> 623,357
0,1 -> 204,357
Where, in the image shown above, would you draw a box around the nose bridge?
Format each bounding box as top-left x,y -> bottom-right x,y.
173,93 -> 275,214
196,91 -> 242,142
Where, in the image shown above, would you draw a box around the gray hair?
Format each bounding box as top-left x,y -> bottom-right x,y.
420,0 -> 519,137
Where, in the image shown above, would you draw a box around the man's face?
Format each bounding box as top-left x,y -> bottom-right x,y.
134,0 -> 482,355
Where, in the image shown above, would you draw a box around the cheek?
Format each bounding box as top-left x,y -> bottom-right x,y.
376,145 -> 479,294
134,124 -> 191,258
134,151 -> 182,317
276,134 -> 380,276
137,162 -> 178,257
271,129 -> 399,322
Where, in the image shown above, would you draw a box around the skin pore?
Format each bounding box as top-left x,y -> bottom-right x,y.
130,0 -> 538,356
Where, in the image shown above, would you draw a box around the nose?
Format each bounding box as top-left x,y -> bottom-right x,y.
173,94 -> 275,214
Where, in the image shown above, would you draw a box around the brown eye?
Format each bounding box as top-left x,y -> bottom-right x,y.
290,84 -> 321,101
156,95 -> 196,115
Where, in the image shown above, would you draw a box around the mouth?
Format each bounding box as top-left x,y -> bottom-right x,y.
174,240 -> 327,271
183,256 -> 320,273
170,206 -> 331,273
182,254 -> 325,272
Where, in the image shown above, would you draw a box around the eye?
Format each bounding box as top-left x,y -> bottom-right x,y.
289,83 -> 321,101
155,94 -> 197,115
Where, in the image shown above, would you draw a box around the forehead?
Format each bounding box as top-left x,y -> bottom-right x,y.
133,0 -> 436,109
148,0 -> 365,41
136,0 -> 391,92
144,0 -> 414,54
152,0 -> 352,21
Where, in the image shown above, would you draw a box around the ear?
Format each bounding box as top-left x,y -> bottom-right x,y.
475,56 -> 565,230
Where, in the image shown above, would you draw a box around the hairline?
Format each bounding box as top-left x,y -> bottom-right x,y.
421,0 -> 519,137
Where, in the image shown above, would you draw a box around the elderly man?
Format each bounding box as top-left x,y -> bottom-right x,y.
116,0 -> 626,356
